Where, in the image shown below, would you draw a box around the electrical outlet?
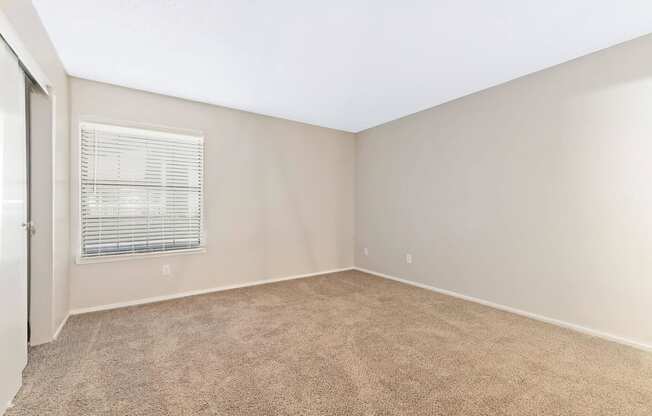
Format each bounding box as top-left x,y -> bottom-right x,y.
363,247 -> 369,256
406,254 -> 412,264
162,264 -> 172,276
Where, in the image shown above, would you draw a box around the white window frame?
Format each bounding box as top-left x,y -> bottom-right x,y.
76,120 -> 206,264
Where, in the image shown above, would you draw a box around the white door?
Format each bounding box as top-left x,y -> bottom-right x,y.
0,39 -> 28,412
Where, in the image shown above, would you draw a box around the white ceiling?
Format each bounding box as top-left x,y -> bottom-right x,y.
33,1 -> 652,132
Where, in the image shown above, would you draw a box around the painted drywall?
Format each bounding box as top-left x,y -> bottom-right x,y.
31,1 -> 652,132
69,77 -> 355,310
355,33 -> 652,348
28,90 -> 53,345
1,0 -> 70,343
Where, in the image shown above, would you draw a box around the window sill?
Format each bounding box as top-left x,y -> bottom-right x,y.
76,247 -> 206,265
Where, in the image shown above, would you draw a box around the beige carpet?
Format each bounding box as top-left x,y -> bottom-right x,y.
8,270 -> 652,415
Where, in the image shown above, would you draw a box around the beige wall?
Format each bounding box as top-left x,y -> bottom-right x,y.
1,0 -> 70,342
69,78 -> 355,310
355,34 -> 652,348
28,90 -> 53,345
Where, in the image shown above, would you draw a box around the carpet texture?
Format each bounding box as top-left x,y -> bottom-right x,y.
7,270 -> 652,415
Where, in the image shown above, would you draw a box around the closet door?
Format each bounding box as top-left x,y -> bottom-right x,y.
0,38 -> 28,411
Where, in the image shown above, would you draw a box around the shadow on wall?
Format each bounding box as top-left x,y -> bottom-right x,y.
256,119 -> 318,276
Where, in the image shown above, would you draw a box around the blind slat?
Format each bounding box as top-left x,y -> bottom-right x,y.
80,122 -> 204,258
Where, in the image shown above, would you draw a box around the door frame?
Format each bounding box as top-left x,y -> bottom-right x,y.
25,76 -> 32,344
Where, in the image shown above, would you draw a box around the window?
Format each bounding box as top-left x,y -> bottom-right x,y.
79,122 -> 204,260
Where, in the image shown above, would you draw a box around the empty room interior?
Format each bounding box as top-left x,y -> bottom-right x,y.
2,1 -> 652,415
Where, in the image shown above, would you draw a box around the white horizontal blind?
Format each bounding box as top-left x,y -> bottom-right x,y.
80,122 -> 204,258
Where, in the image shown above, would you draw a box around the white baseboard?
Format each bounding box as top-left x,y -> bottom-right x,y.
354,267 -> 652,353
70,267 -> 354,316
29,314 -> 71,347
53,313 -> 70,340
